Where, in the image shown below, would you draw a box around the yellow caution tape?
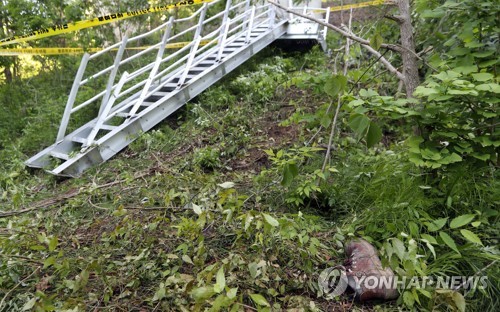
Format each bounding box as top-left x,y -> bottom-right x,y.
0,40 -> 214,56
0,0 -> 213,47
318,0 -> 391,12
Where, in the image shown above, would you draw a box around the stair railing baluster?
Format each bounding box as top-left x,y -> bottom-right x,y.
242,0 -> 251,31
324,7 -> 330,40
245,6 -> 256,43
215,0 -> 232,62
177,3 -> 208,87
56,53 -> 90,143
99,35 -> 128,117
216,19 -> 231,62
288,0 -> 293,20
128,18 -> 174,117
268,2 -> 276,28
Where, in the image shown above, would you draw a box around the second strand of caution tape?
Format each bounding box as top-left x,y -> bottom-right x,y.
0,40 -> 212,56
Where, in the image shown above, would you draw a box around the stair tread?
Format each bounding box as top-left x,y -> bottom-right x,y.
50,151 -> 70,160
71,136 -> 87,144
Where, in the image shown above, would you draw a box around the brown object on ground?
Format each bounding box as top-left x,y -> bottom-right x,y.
344,239 -> 399,301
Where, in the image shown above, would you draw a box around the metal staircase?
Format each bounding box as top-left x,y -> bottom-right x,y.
25,0 -> 330,177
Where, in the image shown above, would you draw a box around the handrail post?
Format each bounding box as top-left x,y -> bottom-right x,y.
216,19 -> 231,62
245,6 -> 256,43
177,4 -> 208,87
216,0 -> 232,52
242,0 -> 251,31
56,53 -> 90,143
221,0 -> 232,28
268,2 -> 276,28
323,7 -> 330,40
129,18 -> 174,117
99,35 -> 128,116
194,3 -> 208,39
288,0 -> 293,20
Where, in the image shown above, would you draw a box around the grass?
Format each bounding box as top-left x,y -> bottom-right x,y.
0,46 -> 498,311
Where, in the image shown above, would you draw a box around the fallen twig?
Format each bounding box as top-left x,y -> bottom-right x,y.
0,266 -> 40,310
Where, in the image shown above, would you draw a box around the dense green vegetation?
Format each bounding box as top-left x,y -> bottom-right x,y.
0,0 -> 498,311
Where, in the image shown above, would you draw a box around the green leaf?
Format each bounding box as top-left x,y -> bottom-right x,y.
48,236 -> 58,252
403,290 -> 415,307
262,213 -> 279,227
249,293 -> 270,307
439,231 -> 460,254
22,298 -> 37,311
349,114 -> 370,139
427,218 -> 448,232
391,238 -> 406,260
43,256 -> 56,269
420,234 -> 438,245
281,162 -> 298,187
452,291 -> 466,312
450,214 -> 475,229
182,255 -> 194,265
370,33 -> 383,50
460,229 -> 483,246
248,262 -> 259,279
472,73 -> 494,82
414,86 -> 439,97
153,283 -> 166,301
227,287 -> 238,299
471,153 -> 491,161
214,266 -> 226,293
476,83 -> 500,93
439,153 -> 462,164
324,75 -> 347,98
191,286 -> 215,301
366,122 -> 382,148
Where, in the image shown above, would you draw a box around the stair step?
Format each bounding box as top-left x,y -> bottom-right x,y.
152,91 -> 171,97
170,75 -> 195,84
188,69 -> 204,75
100,124 -> 117,131
196,62 -> 214,67
145,95 -> 162,102
50,151 -> 70,160
72,136 -> 87,144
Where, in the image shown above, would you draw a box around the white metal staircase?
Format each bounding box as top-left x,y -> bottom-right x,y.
25,0 -> 330,177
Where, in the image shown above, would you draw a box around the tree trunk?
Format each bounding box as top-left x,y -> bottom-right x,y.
397,0 -> 419,98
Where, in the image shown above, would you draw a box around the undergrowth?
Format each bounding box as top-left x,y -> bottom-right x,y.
0,42 -> 498,312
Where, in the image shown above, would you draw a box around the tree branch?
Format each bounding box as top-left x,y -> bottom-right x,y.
384,14 -> 405,23
268,0 -> 405,80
